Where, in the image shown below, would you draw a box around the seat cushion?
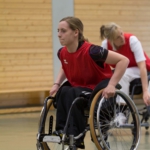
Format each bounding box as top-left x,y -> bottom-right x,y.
129,78 -> 142,95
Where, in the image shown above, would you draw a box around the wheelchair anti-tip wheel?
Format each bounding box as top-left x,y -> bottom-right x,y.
89,89 -> 141,150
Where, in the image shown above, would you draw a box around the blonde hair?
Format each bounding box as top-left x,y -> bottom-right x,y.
100,22 -> 121,42
60,16 -> 88,42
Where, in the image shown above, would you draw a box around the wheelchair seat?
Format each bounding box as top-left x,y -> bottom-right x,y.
129,72 -> 150,100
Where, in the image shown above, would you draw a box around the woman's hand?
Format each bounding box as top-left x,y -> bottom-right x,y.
143,90 -> 150,106
49,84 -> 60,96
102,84 -> 116,99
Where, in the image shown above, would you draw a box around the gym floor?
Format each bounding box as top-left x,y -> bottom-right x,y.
0,105 -> 149,150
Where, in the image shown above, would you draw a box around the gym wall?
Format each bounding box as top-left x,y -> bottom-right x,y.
0,0 -> 149,107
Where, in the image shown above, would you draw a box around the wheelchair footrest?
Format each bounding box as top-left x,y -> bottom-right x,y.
37,133 -> 61,143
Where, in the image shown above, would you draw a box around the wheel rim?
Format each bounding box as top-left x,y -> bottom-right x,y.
89,90 -> 141,150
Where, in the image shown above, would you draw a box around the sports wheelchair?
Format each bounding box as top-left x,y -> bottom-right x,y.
36,79 -> 141,150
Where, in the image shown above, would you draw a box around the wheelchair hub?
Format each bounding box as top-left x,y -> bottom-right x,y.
114,112 -> 127,127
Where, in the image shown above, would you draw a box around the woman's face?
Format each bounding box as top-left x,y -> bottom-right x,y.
113,29 -> 125,48
57,21 -> 78,46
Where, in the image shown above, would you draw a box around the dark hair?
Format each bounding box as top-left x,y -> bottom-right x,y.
60,16 -> 88,42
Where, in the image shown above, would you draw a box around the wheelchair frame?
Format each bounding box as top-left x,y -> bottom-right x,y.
36,85 -> 141,150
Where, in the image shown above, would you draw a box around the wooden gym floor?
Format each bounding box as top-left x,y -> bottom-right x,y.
0,104 -> 149,150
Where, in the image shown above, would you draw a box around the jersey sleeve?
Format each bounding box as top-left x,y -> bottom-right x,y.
57,47 -> 63,59
101,39 -> 108,49
89,45 -> 108,68
130,36 -> 146,63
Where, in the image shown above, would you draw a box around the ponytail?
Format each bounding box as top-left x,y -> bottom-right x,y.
100,25 -> 106,40
79,33 -> 89,42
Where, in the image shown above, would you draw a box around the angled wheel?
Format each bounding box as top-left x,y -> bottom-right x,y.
89,89 -> 141,150
36,96 -> 83,150
37,97 -> 62,150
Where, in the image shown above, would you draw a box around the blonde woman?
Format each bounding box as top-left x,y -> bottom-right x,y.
100,23 -> 150,106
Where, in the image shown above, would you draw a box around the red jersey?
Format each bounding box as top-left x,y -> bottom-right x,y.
59,42 -> 112,89
107,33 -> 150,71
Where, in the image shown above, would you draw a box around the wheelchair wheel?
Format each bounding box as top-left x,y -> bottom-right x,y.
89,89 -> 141,150
37,98 -> 63,150
36,97 -> 83,150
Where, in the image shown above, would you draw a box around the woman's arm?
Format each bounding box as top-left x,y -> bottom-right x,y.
137,61 -> 150,105
102,50 -> 129,98
49,67 -> 66,96
130,36 -> 150,105
137,61 -> 148,92
106,51 -> 129,87
54,67 -> 66,85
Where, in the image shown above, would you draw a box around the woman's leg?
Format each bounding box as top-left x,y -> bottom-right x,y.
56,86 -> 92,135
117,67 -> 140,103
66,87 -> 92,136
55,86 -> 92,149
65,87 -> 92,149
56,86 -> 71,130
